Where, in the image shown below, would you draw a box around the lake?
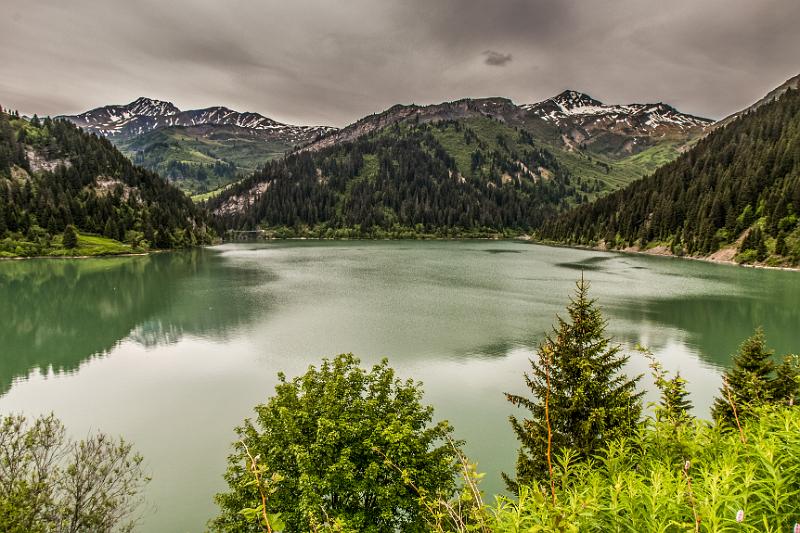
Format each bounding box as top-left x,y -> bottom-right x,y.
1,241 -> 799,532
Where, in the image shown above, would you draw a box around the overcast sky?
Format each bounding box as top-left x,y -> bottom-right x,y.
2,0 -> 799,126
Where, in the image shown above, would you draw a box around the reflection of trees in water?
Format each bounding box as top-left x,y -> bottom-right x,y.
607,291 -> 800,367
0,250 -> 268,394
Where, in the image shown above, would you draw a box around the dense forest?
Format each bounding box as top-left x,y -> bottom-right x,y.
540,89 -> 800,266
209,118 -> 598,237
0,108 -> 213,257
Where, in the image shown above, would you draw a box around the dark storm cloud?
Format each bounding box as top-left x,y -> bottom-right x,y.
1,0 -> 799,126
483,51 -> 513,67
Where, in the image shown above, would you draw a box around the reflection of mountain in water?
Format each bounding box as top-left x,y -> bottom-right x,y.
0,250 -> 268,394
608,291 -> 800,367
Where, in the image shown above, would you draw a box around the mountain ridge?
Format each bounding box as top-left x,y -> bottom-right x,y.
713,73 -> 800,130
61,97 -> 336,141
302,91 -> 712,158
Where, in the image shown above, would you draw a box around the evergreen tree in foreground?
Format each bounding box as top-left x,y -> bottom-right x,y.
713,328 -> 800,425
773,354 -> 800,407
645,350 -> 694,424
711,328 -> 775,424
504,276 -> 643,490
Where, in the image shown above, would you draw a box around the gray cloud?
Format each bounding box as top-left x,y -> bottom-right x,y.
483,50 -> 513,67
1,0 -> 799,126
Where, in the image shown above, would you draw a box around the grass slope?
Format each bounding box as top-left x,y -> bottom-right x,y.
1,231 -> 136,258
117,125 -> 291,195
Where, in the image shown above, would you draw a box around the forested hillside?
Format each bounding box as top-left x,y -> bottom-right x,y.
540,88 -> 800,266
0,108 -> 213,257
209,117 -> 593,237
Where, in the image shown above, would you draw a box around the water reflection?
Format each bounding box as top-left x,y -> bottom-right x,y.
610,290 -> 800,367
0,250 -> 266,393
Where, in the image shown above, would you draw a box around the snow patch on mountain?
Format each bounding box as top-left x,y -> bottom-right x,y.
522,90 -> 712,132
61,97 -> 336,142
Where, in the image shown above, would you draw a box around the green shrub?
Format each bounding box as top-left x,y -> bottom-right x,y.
491,406 -> 800,532
212,354 -> 460,533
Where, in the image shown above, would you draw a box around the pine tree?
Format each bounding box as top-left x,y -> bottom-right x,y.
504,276 -> 643,490
659,374 -> 693,421
756,229 -> 768,261
773,354 -> 799,406
775,231 -> 788,256
647,352 -> 694,423
711,328 -> 775,424
63,224 -> 78,249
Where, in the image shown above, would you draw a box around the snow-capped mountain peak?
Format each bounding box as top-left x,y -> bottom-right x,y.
127,97 -> 180,117
550,90 -> 604,113
60,98 -> 337,142
522,90 -> 712,133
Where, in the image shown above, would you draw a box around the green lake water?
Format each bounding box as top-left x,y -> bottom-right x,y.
1,241 -> 799,532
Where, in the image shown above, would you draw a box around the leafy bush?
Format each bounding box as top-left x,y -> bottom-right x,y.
212,354 -> 460,532
0,414 -> 148,533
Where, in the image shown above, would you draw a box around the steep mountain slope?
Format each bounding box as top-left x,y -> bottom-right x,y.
60,98 -> 336,194
540,87 -> 800,267
714,74 -> 800,130
0,108 -> 213,257
208,117 -> 592,237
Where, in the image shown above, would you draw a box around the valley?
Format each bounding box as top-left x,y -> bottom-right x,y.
2,2 -> 800,531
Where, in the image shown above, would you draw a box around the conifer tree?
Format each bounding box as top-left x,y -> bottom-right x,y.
775,231 -> 788,256
504,276 -> 643,490
62,224 -> 78,249
657,373 -> 693,422
711,328 -> 775,424
773,354 -> 799,406
646,351 -> 694,424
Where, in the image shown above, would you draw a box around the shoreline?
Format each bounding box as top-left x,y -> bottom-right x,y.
2,237 -> 798,273
0,251 -> 154,261
534,239 -> 800,273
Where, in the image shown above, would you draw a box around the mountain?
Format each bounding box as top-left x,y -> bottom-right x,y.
300,97 -> 525,152
302,92 -> 711,194
714,74 -> 800,130
0,108 -> 213,257
60,98 -> 336,195
304,92 -> 710,156
208,115 -> 591,237
115,123 -> 301,195
520,90 -> 712,155
539,85 -> 800,267
206,90 -> 714,237
61,97 -> 334,141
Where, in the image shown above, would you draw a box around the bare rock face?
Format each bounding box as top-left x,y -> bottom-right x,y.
25,148 -> 72,173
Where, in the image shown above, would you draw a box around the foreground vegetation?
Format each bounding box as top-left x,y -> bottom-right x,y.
0,229 -> 139,258
209,280 -> 799,532
0,414 -> 148,532
491,407 -> 800,532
